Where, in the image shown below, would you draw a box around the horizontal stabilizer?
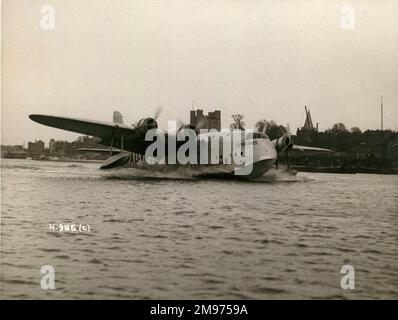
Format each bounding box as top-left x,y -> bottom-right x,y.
113,111 -> 124,124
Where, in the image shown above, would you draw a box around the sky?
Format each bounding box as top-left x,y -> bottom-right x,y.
2,0 -> 398,146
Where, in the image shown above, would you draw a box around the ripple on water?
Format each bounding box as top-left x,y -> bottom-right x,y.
1,159 -> 398,299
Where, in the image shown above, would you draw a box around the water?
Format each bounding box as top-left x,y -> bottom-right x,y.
1,159 -> 397,299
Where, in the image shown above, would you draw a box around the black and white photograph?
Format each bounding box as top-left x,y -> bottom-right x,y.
1,0 -> 397,305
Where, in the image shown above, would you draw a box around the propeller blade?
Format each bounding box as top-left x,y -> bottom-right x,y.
261,123 -> 267,134
285,123 -> 291,137
285,151 -> 290,169
240,121 -> 246,130
154,105 -> 163,120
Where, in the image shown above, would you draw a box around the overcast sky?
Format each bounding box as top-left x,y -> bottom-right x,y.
2,0 -> 398,145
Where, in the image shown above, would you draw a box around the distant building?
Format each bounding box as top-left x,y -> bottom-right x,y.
385,133 -> 398,166
6,145 -> 24,152
49,139 -> 56,154
303,106 -> 318,131
370,132 -> 398,167
28,140 -> 45,155
0,145 -> 26,159
190,109 -> 221,131
296,106 -> 318,145
291,106 -> 397,169
47,136 -> 106,160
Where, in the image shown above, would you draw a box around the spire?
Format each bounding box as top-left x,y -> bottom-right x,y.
303,106 -> 314,130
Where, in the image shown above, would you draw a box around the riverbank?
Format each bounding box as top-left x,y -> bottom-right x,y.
292,165 -> 398,175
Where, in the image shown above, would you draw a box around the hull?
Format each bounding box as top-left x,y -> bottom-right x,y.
108,137 -> 277,180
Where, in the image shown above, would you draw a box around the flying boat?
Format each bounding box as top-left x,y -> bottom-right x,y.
29,110 -> 331,179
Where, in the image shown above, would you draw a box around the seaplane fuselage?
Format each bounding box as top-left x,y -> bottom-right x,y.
119,130 -> 278,180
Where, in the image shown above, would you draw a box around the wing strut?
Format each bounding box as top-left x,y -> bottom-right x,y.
110,136 -> 114,156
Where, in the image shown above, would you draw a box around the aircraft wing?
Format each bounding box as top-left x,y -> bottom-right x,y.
29,114 -> 137,138
29,114 -> 148,154
293,145 -> 333,152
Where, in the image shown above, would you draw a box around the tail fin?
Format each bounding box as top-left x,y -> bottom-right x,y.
113,111 -> 124,124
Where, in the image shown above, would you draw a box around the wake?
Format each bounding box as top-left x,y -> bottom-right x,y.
101,166 -> 312,183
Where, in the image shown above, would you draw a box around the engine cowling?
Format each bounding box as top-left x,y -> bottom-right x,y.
136,118 -> 158,130
178,124 -> 198,134
273,135 -> 293,152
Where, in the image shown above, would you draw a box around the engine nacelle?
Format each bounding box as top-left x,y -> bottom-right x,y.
136,118 -> 158,130
273,135 -> 293,152
178,124 -> 198,134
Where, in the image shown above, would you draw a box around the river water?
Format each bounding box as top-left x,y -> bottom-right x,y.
1,159 -> 397,299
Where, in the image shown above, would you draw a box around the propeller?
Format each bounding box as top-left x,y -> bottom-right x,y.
274,123 -> 332,171
154,105 -> 163,120
282,123 -> 293,151
261,123 -> 267,135
255,119 -> 268,135
278,123 -> 294,170
277,123 -> 332,170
